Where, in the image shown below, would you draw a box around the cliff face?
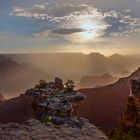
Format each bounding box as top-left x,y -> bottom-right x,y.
121,79 -> 140,131
109,79 -> 140,139
0,119 -> 108,140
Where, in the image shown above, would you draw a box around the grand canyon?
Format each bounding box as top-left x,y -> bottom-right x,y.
0,0 -> 140,139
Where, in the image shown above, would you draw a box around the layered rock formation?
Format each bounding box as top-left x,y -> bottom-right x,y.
0,119 -> 108,140
0,78 -> 108,140
109,79 -> 140,138
25,78 -> 86,125
121,79 -> 140,130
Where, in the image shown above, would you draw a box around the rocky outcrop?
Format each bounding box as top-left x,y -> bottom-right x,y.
121,79 -> 140,131
0,78 -> 108,140
0,119 -> 108,140
0,78 -> 85,123
25,78 -> 86,125
109,78 -> 140,138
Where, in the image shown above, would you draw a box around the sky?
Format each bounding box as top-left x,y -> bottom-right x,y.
0,0 -> 140,55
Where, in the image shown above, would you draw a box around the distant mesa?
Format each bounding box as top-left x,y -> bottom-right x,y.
77,73 -> 118,89
121,70 -> 130,77
88,52 -> 105,58
109,53 -> 123,58
2,53 -> 140,96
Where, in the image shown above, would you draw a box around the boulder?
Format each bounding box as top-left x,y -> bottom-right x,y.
55,77 -> 64,89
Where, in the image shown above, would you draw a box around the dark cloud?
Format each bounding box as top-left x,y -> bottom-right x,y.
52,28 -> 85,34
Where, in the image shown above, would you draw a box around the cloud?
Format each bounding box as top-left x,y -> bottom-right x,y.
0,33 -> 13,40
104,10 -> 140,37
123,9 -> 132,13
9,3 -> 140,42
136,0 -> 140,3
10,3 -> 50,20
52,28 -> 85,34
33,31 -> 49,38
49,4 -> 88,17
13,4 -> 108,42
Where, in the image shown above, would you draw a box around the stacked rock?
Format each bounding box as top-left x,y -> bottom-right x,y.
25,77 -> 86,125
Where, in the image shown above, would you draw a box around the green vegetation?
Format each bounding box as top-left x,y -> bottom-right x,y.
35,79 -> 47,90
42,116 -> 53,125
64,79 -> 75,92
110,132 -> 139,140
109,127 -> 140,140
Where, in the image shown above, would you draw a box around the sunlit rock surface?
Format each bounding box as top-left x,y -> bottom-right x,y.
0,119 -> 108,140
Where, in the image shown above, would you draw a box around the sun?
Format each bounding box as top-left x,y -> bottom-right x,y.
64,18 -> 108,43
81,22 -> 97,31
79,20 -> 101,41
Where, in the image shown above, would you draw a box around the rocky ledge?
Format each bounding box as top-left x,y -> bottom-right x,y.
0,78 -> 108,140
0,119 -> 108,140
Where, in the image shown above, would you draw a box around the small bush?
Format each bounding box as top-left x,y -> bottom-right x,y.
110,130 -> 140,140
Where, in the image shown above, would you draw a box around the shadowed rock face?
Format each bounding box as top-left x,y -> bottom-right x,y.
121,79 -> 140,130
0,95 -> 34,123
108,79 -> 140,138
0,119 -> 108,140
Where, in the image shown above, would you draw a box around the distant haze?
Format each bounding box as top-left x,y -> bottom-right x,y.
0,53 -> 140,98
6,53 -> 140,81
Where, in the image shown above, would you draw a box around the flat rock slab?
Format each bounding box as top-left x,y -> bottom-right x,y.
0,119 -> 108,140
